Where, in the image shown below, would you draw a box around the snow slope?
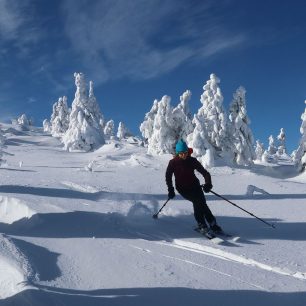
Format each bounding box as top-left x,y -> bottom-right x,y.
0,124 -> 306,306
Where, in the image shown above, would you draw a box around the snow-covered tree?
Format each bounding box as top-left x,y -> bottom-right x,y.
198,74 -> 227,154
255,140 -> 265,161
187,114 -> 214,168
262,135 -> 278,163
293,100 -> 306,171
172,90 -> 194,141
186,74 -> 227,164
228,86 -> 255,166
267,135 -> 277,155
62,72 -> 105,152
88,81 -> 105,128
43,119 -> 51,133
139,99 -> 159,143
50,96 -> 70,137
276,128 -> 286,155
117,122 -> 132,140
147,95 -> 176,155
15,114 -> 31,130
104,120 -> 115,138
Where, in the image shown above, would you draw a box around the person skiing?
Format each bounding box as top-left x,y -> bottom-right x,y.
165,139 -> 223,237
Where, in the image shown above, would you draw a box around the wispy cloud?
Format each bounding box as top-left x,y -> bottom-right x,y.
61,0 -> 246,83
0,0 -> 24,38
0,0 -> 41,56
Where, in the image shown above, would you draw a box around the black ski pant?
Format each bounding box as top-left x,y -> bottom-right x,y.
177,185 -> 216,227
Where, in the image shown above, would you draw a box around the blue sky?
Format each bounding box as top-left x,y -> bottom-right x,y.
0,0 -> 306,152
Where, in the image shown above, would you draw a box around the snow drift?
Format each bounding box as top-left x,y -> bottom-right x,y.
0,196 -> 37,225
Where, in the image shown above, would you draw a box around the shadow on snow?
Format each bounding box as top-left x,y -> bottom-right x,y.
0,185 -> 305,202
0,211 -> 305,242
2,285 -> 306,306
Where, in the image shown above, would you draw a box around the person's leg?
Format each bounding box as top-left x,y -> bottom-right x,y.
192,187 -> 216,225
192,187 -> 223,232
178,186 -> 216,226
177,187 -> 205,225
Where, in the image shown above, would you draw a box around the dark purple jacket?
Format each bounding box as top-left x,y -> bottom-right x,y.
166,156 -> 212,190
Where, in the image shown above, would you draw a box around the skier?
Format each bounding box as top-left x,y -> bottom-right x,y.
165,139 -> 223,237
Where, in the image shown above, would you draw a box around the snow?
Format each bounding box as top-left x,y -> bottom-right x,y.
0,123 -> 306,305
0,196 -> 37,224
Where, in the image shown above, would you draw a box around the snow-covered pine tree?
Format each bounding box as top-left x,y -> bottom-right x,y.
62,72 -> 105,152
267,135 -> 277,155
293,100 -> 306,171
16,114 -> 30,130
147,95 -> 176,155
43,119 -> 51,133
198,74 -> 227,155
139,99 -> 159,143
276,128 -> 286,155
255,140 -> 265,161
187,74 -> 227,165
172,90 -> 194,141
262,135 -> 278,163
50,96 -> 70,137
228,86 -> 255,166
187,114 -> 214,168
104,120 -> 115,138
117,122 -> 132,140
88,81 -> 105,128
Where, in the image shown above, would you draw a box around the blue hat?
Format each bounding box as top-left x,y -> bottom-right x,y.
175,139 -> 188,154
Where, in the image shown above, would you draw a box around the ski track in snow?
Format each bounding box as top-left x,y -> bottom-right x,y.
160,254 -> 267,291
129,240 -> 267,291
160,239 -> 306,281
129,229 -> 306,288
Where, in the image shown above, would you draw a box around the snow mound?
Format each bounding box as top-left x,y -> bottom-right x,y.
0,234 -> 37,299
123,153 -> 157,168
246,185 -> 270,196
0,196 -> 37,225
95,141 -> 123,154
127,202 -> 152,217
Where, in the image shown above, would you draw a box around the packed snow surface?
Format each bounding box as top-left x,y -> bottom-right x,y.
0,124 -> 306,305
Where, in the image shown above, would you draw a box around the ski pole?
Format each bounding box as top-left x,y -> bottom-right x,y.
209,189 -> 275,229
152,198 -> 170,219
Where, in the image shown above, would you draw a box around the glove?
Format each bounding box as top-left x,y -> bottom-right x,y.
202,183 -> 213,193
168,187 -> 175,199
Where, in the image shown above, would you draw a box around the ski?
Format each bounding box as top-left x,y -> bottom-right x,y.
214,231 -> 241,242
194,228 -> 225,244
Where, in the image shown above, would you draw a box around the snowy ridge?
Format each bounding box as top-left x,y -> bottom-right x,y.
0,234 -> 37,299
162,239 -> 306,281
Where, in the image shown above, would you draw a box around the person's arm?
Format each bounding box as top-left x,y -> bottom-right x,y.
193,158 -> 212,185
165,160 -> 174,189
165,160 -> 175,198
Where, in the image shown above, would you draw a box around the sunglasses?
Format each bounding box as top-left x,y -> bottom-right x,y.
178,151 -> 188,156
